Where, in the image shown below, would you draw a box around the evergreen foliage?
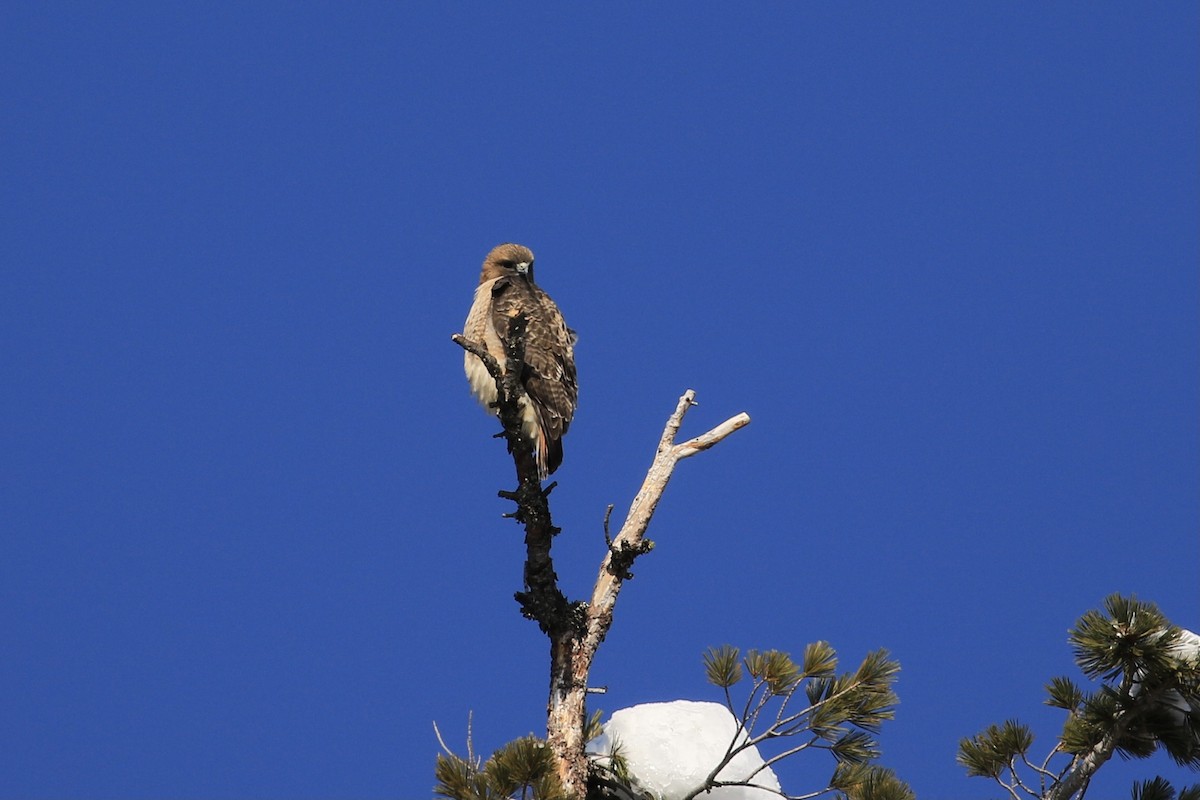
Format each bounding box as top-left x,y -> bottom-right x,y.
440,642 -> 909,800
435,733 -> 568,800
434,714 -> 637,800
1131,776 -> 1200,800
829,763 -> 915,800
676,642 -> 910,800
957,594 -> 1199,800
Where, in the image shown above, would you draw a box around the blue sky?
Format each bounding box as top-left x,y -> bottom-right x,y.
2,3 -> 1196,798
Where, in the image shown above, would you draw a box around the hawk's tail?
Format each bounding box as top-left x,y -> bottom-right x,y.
540,433 -> 563,480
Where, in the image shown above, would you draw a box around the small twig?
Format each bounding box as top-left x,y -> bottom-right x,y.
693,780 -> 795,800
1021,752 -> 1056,782
700,709 -> 754,800
791,787 -> 840,800
773,677 -> 805,729
1009,759 -> 1041,800
432,720 -> 455,758
451,333 -> 496,371
739,676 -> 763,742
746,680 -> 772,738
757,737 -> 820,772
432,711 -> 480,767
452,325 -> 538,478
672,412 -> 752,460
466,710 -> 476,765
998,776 -> 1023,800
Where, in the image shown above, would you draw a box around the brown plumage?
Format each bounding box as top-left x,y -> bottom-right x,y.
463,243 -> 578,479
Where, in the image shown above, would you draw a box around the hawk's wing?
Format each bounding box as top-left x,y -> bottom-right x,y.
489,276 -> 578,472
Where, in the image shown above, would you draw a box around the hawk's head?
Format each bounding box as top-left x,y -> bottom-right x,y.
481,243 -> 536,283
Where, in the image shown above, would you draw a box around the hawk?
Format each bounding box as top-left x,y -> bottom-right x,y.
464,243 -> 578,479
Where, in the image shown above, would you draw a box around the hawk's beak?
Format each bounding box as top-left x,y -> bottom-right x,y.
516,262 -> 530,275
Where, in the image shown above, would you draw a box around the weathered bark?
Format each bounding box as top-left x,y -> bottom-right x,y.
454,328 -> 750,799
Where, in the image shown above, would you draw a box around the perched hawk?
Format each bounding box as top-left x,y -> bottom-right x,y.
464,243 -> 578,479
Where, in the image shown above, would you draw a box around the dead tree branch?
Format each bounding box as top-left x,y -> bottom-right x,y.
586,390 -> 750,660
453,319 -> 582,636
454,326 -> 751,799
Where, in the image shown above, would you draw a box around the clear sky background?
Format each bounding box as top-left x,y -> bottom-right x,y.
2,4 -> 1197,799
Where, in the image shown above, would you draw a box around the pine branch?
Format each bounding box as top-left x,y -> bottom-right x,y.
1045,700 -> 1138,800
960,595 -> 1198,800
680,649 -> 900,800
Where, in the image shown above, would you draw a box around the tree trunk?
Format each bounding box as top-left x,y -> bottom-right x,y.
548,633 -> 590,797
454,328 -> 750,800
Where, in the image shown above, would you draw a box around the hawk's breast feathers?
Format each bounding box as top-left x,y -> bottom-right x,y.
463,244 -> 577,479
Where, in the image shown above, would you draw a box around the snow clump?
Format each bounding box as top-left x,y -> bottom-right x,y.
588,700 -> 781,800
